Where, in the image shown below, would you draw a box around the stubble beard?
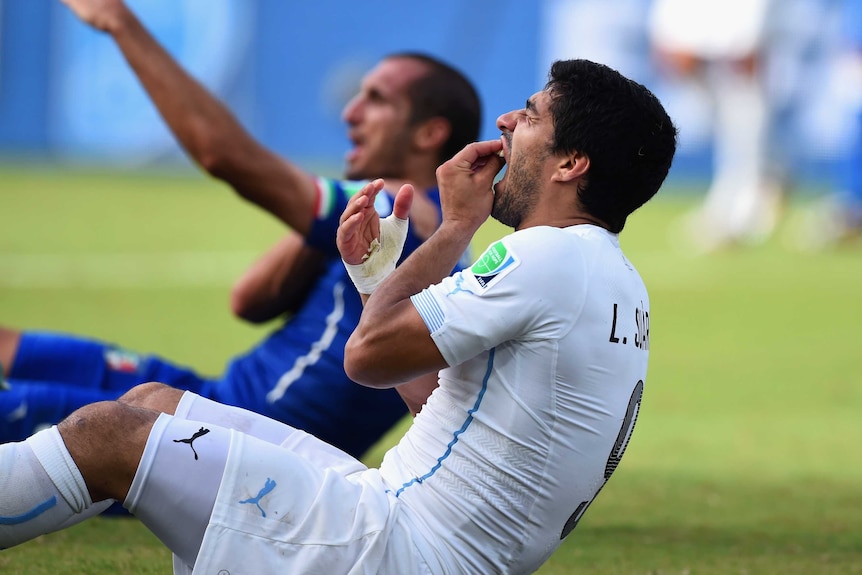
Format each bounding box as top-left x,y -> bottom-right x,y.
491,153 -> 540,229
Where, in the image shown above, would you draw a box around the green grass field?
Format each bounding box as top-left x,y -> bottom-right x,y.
1,165 -> 860,574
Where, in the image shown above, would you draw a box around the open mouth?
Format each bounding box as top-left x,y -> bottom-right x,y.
345,135 -> 363,162
498,135 -> 510,162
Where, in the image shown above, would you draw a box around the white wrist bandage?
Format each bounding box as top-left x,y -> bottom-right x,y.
343,213 -> 410,295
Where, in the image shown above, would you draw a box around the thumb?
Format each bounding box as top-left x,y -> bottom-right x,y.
392,183 -> 414,220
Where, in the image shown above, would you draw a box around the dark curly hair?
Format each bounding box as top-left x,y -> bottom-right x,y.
545,59 -> 677,232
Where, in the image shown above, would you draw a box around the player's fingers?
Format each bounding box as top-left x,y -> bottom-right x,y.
438,141 -> 505,188
342,179 -> 384,221
451,140 -> 503,170
392,184 -> 414,221
471,151 -> 505,186
336,212 -> 368,264
340,211 -> 363,238
337,211 -> 361,243
340,194 -> 370,225
341,178 -> 383,225
362,178 -> 385,199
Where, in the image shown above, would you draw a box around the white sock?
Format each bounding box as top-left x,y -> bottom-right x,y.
0,427 -> 112,549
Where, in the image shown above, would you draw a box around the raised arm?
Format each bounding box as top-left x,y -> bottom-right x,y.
338,141 -> 504,390
335,179 -> 441,414
60,0 -> 318,235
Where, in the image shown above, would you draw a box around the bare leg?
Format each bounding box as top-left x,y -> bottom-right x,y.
0,386 -> 220,565
0,399 -> 158,549
117,381 -> 184,415
57,400 -> 159,503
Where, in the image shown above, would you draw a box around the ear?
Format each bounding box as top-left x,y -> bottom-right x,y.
412,117 -> 451,153
552,150 -> 590,183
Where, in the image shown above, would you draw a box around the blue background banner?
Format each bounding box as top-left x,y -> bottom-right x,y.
0,0 -> 847,181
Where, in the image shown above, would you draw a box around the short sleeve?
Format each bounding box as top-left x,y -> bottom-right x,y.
410,228 -> 588,367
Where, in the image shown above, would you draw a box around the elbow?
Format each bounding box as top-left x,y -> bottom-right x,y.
343,336 -> 368,384
344,334 -> 386,388
202,149 -> 259,205
183,119 -> 234,177
230,283 -> 267,324
229,287 -> 254,322
197,146 -> 233,178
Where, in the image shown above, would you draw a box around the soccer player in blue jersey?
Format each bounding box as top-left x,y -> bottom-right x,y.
0,0 -> 480,458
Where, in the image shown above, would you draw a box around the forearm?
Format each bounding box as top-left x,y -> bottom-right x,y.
231,233 -> 326,323
341,143 -> 501,390
365,221 -> 473,315
106,9 -> 248,172
346,221 -> 476,386
98,6 -> 317,233
364,140 -> 500,309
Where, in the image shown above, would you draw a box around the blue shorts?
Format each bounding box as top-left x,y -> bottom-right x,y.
1,331 -> 215,443
10,331 -> 213,393
3,330 -> 407,459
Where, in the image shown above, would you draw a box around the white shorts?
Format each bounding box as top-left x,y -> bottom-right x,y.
194,429 -> 418,575
128,399 -> 428,575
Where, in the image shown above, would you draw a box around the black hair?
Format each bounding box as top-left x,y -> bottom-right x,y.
386,52 -> 482,164
546,59 -> 677,232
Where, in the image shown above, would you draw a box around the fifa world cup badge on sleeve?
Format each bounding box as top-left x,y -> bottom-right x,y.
470,241 -> 519,290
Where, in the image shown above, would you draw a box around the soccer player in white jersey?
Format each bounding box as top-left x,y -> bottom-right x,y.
0,59 -> 677,574
648,0 -> 779,251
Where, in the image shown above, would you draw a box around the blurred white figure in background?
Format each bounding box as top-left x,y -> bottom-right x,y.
649,0 -> 781,252
793,0 -> 862,249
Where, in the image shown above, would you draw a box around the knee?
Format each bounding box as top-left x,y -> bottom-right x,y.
60,400 -> 137,438
58,400 -> 157,502
118,382 -> 184,414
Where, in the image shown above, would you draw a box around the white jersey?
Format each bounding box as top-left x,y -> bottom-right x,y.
648,0 -> 773,59
378,224 -> 651,574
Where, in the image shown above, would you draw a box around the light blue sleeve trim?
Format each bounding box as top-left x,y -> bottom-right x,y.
410,289 -> 445,333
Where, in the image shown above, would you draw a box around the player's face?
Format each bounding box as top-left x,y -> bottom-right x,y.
341,58 -> 424,181
491,91 -> 555,229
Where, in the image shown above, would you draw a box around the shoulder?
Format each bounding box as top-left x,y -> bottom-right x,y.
465,227 -> 581,291
495,225 -> 597,265
472,225 -> 622,286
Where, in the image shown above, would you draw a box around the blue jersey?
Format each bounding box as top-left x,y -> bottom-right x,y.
4,179 -> 464,459
210,179 -> 445,454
